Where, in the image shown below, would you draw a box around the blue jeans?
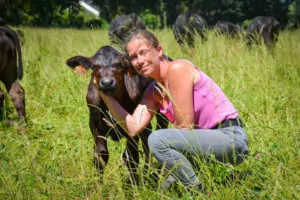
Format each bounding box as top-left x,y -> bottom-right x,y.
148,126 -> 249,186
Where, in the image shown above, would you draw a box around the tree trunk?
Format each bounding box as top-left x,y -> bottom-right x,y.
297,0 -> 300,26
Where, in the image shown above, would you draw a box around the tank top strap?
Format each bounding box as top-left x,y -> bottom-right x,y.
147,81 -> 160,103
177,59 -> 203,90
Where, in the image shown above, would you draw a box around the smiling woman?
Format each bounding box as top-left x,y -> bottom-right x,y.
126,39 -> 160,76
97,29 -> 249,194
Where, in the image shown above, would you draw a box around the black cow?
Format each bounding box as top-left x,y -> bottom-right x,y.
173,12 -> 208,48
109,13 -> 146,45
246,16 -> 280,49
214,20 -> 242,38
66,46 -> 168,185
0,26 -> 25,123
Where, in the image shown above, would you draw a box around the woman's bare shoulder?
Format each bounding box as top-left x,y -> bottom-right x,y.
168,59 -> 200,83
169,59 -> 196,73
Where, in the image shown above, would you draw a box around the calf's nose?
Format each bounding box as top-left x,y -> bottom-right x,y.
100,77 -> 115,87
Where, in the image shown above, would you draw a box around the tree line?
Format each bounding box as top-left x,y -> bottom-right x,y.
1,0 -> 299,29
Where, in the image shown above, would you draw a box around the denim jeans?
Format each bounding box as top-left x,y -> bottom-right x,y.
148,126 -> 249,186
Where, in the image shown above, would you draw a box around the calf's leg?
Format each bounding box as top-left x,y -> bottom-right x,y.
123,137 -> 140,186
86,82 -> 110,183
89,111 -> 110,184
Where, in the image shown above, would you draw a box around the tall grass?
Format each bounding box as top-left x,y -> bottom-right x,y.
0,27 -> 299,199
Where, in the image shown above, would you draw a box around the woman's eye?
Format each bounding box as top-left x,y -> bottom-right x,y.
130,56 -> 137,61
141,50 -> 149,56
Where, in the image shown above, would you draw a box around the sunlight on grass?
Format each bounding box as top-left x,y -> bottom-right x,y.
0,27 -> 299,199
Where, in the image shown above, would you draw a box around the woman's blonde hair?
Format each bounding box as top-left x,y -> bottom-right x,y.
124,29 -> 170,61
124,29 -> 160,52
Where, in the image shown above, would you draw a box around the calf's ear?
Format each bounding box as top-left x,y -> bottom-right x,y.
66,56 -> 92,69
118,55 -> 140,102
66,56 -> 92,76
120,54 -> 137,77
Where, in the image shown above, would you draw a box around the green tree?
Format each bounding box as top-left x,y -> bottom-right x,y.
4,0 -> 80,26
93,0 -> 140,21
297,0 -> 300,24
0,0 -> 5,22
6,0 -> 30,25
2,0 -> 295,29
240,0 -> 290,26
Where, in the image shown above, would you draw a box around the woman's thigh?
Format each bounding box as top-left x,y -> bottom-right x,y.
148,126 -> 248,165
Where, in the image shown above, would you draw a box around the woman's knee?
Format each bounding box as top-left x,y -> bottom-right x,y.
148,129 -> 168,151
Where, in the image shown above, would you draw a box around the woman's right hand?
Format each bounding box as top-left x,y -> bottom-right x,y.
98,84 -> 159,137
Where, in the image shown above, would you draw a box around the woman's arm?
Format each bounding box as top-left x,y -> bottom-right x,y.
167,60 -> 198,129
99,84 -> 159,137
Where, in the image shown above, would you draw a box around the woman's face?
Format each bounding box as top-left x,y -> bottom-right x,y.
126,38 -> 162,77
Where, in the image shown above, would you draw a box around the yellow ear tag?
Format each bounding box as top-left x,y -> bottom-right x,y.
74,65 -> 87,76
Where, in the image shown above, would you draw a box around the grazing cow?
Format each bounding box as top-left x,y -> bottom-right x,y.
109,13 -> 146,45
66,46 -> 168,185
246,16 -> 280,49
0,26 -> 25,123
214,20 -> 242,38
173,12 -> 208,48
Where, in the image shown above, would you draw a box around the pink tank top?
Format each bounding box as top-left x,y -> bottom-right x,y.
153,60 -> 238,129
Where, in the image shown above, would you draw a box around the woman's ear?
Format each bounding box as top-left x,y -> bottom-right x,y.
157,45 -> 163,59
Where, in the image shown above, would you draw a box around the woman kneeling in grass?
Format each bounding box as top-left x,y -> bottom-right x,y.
98,29 -> 249,192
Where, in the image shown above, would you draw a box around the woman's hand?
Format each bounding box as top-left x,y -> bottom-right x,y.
97,85 -> 159,137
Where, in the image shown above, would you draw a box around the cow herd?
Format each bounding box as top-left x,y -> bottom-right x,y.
173,13 -> 280,49
0,12 -> 281,186
108,12 -> 280,51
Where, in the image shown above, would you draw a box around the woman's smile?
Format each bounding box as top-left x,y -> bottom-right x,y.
136,63 -> 151,73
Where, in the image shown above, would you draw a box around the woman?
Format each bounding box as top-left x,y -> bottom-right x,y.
98,29 -> 249,191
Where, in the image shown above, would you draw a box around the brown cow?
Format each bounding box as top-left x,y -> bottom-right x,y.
0,26 -> 25,124
66,45 -> 168,185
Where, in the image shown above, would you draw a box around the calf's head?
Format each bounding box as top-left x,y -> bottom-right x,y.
66,45 -> 138,99
92,55 -> 135,97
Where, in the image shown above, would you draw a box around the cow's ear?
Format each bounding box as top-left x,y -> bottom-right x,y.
117,55 -> 139,101
66,56 -> 92,76
66,56 -> 92,69
124,74 -> 140,102
121,54 -> 137,77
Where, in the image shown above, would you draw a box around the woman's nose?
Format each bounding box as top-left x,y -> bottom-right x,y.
137,55 -> 144,64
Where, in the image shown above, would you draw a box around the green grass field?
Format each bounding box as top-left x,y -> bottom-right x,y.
0,27 -> 299,199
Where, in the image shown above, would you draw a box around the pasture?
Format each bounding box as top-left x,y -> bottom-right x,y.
0,27 -> 299,199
